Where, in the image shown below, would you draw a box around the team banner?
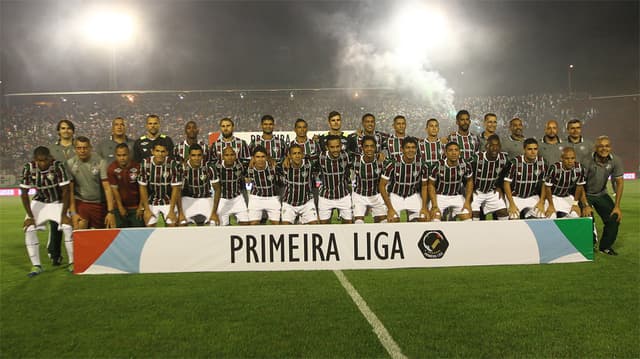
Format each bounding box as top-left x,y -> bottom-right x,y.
74,218 -> 594,275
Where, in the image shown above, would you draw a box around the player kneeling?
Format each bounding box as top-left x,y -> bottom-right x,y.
178,145 -> 221,226
544,147 -> 590,219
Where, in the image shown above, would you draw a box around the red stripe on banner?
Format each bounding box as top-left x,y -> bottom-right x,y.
74,229 -> 121,273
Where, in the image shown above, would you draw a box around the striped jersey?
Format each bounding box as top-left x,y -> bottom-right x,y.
173,140 -> 210,163
20,160 -> 70,203
289,138 -> 320,162
504,155 -> 548,198
418,139 -> 445,169
429,159 -> 473,196
470,152 -> 509,193
317,151 -> 352,199
346,131 -> 389,156
386,135 -> 405,162
181,161 -> 219,198
279,160 -> 315,206
381,158 -> 428,198
210,137 -> 251,165
213,160 -> 246,199
447,131 -> 480,161
352,155 -> 384,196
138,157 -> 183,206
544,162 -> 586,197
250,135 -> 288,164
247,165 -> 278,197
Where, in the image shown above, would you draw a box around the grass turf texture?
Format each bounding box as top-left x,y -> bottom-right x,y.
1,181 -> 638,358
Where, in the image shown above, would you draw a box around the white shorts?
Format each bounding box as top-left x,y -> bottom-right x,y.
28,200 -> 64,230
148,205 -> 177,225
218,194 -> 249,226
549,195 -> 579,218
435,194 -> 469,217
247,194 -> 281,222
318,195 -> 353,221
352,192 -> 387,217
471,190 -> 507,213
281,200 -> 318,224
182,197 -> 213,224
389,193 -> 424,221
511,195 -> 545,219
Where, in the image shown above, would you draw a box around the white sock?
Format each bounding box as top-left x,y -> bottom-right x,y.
61,224 -> 73,263
497,216 -> 509,221
472,217 -> 480,221
354,219 -> 364,224
25,226 -> 41,266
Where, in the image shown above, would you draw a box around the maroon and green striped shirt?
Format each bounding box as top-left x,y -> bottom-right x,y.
20,160 -> 70,203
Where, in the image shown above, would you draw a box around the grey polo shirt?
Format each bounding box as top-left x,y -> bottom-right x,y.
96,136 -> 136,163
583,153 -> 624,196
48,141 -> 75,162
501,136 -> 524,161
565,137 -> 594,165
66,154 -> 108,203
538,138 -> 563,165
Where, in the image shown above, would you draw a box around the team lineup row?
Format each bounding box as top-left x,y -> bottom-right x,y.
20,110 -> 625,276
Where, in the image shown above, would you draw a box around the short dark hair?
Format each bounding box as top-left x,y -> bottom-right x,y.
188,144 -> 203,154
252,145 -> 267,156
152,142 -> 168,151
510,117 -> 522,126
361,113 -> 375,122
426,118 -> 439,127
75,136 -> 91,145
484,113 -> 497,121
219,117 -> 234,126
325,134 -> 342,145
328,111 -> 341,120
402,136 -> 418,148
146,114 -> 160,122
115,143 -> 130,152
185,120 -> 197,129
566,119 -> 581,128
261,115 -> 274,123
33,146 -> 50,157
393,115 -> 405,123
362,135 -> 377,146
56,119 -> 75,133
487,134 -> 501,143
445,141 -> 459,151
288,143 -> 302,154
523,137 -> 538,148
294,118 -> 307,127
456,110 -> 470,120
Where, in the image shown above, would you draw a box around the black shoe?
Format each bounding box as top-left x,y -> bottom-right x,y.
599,248 -> 618,256
51,256 -> 63,266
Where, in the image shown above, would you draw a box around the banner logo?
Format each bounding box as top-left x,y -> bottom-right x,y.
418,230 -> 449,259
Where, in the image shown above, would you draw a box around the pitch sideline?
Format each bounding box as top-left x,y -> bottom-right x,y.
333,270 -> 407,359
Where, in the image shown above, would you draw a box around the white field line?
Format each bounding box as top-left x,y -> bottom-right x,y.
333,270 -> 407,359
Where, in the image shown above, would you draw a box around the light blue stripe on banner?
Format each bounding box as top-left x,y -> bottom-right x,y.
526,220 -> 578,263
94,229 -> 154,273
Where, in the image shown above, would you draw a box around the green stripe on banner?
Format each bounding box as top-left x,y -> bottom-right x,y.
554,218 -> 594,260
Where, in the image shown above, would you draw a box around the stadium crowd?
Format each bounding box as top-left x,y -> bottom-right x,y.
9,91 -> 624,278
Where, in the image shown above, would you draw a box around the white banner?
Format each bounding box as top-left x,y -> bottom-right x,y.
74,218 -> 593,274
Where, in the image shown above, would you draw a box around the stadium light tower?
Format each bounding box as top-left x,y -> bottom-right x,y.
389,3 -> 450,59
82,8 -> 137,90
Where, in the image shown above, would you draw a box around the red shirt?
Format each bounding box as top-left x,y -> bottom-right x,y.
107,160 -> 141,208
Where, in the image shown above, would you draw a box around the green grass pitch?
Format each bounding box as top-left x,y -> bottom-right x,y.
1,181 -> 638,358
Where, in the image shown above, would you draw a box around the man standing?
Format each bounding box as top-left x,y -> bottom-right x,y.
470,135 -> 510,221
107,143 -> 144,227
66,136 -> 115,229
278,144 -> 318,225
478,113 -> 500,150
179,144 -> 221,226
565,119 -> 594,165
289,118 -> 320,162
96,117 -> 136,163
419,118 -> 445,169
20,147 -> 74,276
249,115 -> 287,165
583,136 -> 624,255
138,143 -> 182,227
538,119 -> 564,164
318,111 -> 349,152
385,115 -> 408,162
351,136 -> 387,223
347,113 -> 388,156
317,135 -> 353,224
501,117 -> 526,160
173,120 -> 210,163
379,137 -> 429,222
428,142 -> 474,221
544,147 -> 589,219
447,110 -> 480,162
133,114 -> 174,163
46,119 -> 75,266
503,138 -> 548,219
210,118 -> 251,166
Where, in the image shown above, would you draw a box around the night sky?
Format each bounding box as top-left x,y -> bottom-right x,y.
1,0 -> 638,96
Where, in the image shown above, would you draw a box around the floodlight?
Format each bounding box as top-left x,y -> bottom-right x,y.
83,9 -> 136,46
389,3 -> 450,57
